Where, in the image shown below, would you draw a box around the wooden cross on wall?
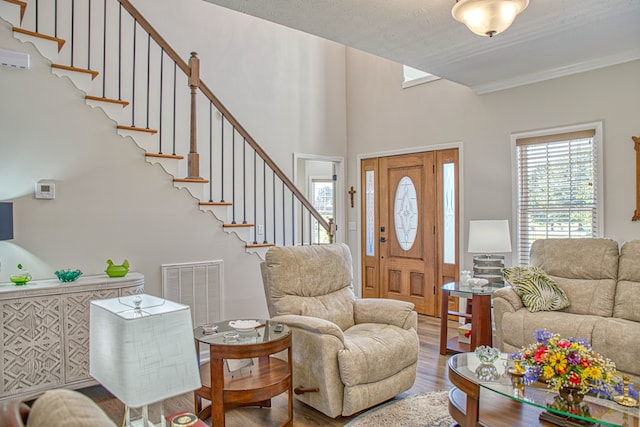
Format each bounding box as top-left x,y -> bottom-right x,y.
348,186 -> 356,208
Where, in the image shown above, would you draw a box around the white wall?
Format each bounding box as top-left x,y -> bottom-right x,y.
0,0 -> 347,320
130,0 -> 348,173
345,48 -> 640,276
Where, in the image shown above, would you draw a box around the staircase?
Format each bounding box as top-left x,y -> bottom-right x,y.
0,0 -> 334,258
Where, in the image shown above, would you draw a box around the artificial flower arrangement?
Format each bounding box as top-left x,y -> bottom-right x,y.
509,329 -> 636,399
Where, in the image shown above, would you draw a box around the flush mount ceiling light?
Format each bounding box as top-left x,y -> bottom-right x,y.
452,0 -> 529,37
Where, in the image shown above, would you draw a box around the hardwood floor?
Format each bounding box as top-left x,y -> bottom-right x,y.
82,315 -> 458,426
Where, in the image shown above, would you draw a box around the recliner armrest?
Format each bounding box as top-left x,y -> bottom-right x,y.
493,286 -> 524,311
272,314 -> 346,344
353,299 -> 417,330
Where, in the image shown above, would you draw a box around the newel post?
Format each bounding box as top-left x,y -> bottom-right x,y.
188,52 -> 202,179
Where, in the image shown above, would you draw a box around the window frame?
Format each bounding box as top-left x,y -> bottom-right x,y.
510,122 -> 604,265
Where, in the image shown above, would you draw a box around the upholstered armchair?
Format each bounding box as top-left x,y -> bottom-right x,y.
260,243 -> 419,418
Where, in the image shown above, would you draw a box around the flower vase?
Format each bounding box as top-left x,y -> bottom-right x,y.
548,386 -> 590,418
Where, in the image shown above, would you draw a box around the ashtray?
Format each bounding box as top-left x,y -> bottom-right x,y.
54,269 -> 83,282
223,331 -> 240,342
202,324 -> 218,334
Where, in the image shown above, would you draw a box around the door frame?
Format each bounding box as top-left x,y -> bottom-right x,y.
354,142 -> 465,299
294,153 -> 345,243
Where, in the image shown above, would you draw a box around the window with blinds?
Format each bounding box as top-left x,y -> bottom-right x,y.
515,128 -> 599,265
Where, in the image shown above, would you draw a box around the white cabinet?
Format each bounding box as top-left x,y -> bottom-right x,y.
0,273 -> 144,401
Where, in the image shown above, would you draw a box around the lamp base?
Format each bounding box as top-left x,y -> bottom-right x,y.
472,254 -> 505,286
124,403 -> 167,427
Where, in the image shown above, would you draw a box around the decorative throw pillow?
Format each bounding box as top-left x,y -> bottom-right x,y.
502,266 -> 570,313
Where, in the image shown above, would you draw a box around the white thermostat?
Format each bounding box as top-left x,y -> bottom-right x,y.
35,180 -> 55,199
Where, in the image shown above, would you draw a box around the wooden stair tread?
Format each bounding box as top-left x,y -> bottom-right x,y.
145,153 -> 184,160
5,0 -> 27,23
224,223 -> 255,228
246,243 -> 275,248
13,27 -> 64,51
199,201 -> 232,206
174,177 -> 209,183
85,95 -> 129,107
51,63 -> 99,79
116,125 -> 158,134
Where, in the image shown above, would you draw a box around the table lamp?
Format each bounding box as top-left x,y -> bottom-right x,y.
90,294 -> 201,427
468,220 -> 512,286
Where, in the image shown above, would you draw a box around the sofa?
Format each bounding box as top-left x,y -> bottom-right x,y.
0,389 -> 116,427
493,238 -> 640,380
260,243 -> 419,418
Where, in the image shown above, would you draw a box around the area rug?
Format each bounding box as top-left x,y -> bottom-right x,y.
345,390 -> 454,427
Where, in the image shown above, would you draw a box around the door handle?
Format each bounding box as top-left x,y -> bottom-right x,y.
380,237 -> 386,243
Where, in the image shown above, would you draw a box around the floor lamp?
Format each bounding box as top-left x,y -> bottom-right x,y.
90,294 -> 201,427
468,220 -> 512,286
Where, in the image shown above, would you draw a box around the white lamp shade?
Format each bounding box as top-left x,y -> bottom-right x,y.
468,220 -> 512,253
452,0 -> 529,37
90,294 -> 201,408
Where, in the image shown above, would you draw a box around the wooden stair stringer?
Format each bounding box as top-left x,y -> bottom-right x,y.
0,0 -> 25,28
11,26 -> 62,63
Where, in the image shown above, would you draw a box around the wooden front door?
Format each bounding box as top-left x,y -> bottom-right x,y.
361,149 -> 459,317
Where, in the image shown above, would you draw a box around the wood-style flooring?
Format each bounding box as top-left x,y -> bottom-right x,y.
82,315 -> 457,426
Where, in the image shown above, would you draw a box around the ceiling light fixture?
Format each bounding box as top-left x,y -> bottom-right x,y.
452,0 -> 529,37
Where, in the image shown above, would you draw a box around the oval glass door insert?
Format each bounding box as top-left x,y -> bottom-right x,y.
394,176 -> 418,250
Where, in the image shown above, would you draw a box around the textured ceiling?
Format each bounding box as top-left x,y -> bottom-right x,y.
201,0 -> 640,93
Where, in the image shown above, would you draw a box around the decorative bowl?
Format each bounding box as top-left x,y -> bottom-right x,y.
467,278 -> 489,287
10,273 -> 31,286
475,345 -> 501,365
54,269 -> 83,282
105,259 -> 129,278
228,320 -> 261,332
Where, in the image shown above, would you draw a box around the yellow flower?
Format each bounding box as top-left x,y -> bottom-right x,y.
584,366 -> 602,380
543,365 -> 555,379
549,353 -> 568,374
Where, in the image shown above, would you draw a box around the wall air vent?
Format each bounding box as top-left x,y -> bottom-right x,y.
0,48 -> 30,70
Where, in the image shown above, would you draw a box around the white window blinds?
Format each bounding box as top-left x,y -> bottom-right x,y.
516,129 -> 599,265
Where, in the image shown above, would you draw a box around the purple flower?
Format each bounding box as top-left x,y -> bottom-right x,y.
523,365 -> 541,385
566,352 -> 580,365
533,329 -> 554,345
509,351 -> 523,361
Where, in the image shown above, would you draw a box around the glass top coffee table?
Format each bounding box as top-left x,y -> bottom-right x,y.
448,352 -> 639,427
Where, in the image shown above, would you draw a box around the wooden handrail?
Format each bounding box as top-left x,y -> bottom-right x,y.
198,80 -> 331,232
117,0 -> 330,236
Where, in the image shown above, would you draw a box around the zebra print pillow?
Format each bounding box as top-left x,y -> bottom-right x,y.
502,266 -> 570,313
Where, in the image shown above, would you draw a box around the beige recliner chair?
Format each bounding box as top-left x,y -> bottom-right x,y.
260,243 -> 419,418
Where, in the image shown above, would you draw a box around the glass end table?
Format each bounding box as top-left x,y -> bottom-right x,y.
193,319 -> 293,427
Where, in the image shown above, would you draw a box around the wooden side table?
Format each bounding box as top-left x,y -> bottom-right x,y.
193,320 -> 292,427
439,281 -> 498,355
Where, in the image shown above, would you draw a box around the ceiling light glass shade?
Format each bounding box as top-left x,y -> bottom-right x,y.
452,0 -> 529,37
